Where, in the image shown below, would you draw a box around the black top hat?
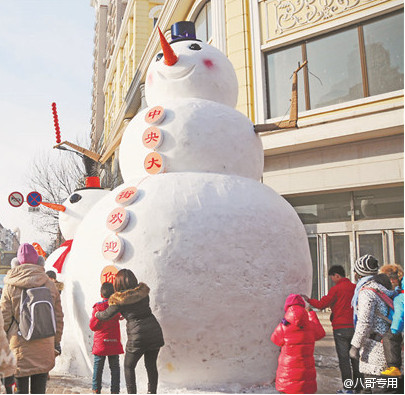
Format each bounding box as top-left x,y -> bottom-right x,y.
170,21 -> 201,43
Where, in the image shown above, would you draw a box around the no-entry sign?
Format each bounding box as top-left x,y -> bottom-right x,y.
27,191 -> 42,207
8,191 -> 24,207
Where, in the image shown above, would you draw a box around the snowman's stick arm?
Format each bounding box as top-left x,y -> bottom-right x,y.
254,60 -> 307,133
53,141 -> 102,162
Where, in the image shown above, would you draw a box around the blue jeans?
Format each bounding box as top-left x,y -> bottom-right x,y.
92,354 -> 120,393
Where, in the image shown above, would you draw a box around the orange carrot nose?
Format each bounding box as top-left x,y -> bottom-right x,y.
158,27 -> 178,66
40,201 -> 66,212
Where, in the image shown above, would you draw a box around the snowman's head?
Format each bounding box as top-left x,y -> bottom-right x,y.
145,27 -> 238,108
42,188 -> 109,241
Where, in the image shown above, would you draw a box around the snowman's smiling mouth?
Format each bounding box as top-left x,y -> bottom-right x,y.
157,65 -> 196,80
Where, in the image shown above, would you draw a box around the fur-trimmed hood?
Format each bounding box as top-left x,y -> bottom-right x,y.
109,282 -> 150,306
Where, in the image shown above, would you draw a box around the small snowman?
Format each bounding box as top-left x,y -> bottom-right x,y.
50,22 -> 312,390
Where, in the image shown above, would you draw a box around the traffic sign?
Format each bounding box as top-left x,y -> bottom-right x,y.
8,191 -> 24,207
27,191 -> 42,207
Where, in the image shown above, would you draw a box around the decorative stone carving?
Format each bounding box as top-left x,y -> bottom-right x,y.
265,0 -> 378,36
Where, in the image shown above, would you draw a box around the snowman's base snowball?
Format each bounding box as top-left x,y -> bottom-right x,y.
58,172 -> 312,389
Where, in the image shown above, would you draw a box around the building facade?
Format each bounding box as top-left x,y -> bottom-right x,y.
90,0 -> 404,298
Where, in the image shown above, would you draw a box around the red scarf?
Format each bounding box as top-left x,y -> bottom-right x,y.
53,239 -> 73,273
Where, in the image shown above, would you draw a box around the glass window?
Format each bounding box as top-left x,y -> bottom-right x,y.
195,1 -> 211,43
266,46 -> 305,118
327,235 -> 351,290
363,12 -> 404,95
306,28 -> 363,109
394,232 -> 404,268
354,187 -> 404,220
286,192 -> 351,224
358,233 -> 384,265
264,11 -> 404,118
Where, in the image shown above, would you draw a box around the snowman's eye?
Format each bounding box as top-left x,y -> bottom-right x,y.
70,193 -> 82,204
189,43 -> 201,51
156,53 -> 163,61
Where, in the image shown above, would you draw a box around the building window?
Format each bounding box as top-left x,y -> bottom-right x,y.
195,1 -> 211,42
353,187 -> 404,220
286,186 -> 404,225
265,11 -> 404,118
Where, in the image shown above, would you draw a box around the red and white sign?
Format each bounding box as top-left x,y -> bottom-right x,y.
115,186 -> 138,206
144,106 -> 165,125
144,152 -> 164,175
106,207 -> 129,232
102,234 -> 125,262
142,126 -> 163,149
8,191 -> 24,207
100,265 -> 119,284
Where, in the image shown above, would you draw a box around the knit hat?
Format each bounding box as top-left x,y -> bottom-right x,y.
284,293 -> 306,312
354,254 -> 379,277
17,243 -> 39,265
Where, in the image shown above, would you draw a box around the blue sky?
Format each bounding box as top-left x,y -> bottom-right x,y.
0,0 -> 95,249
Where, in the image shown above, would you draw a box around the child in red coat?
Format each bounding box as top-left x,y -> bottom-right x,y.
271,294 -> 325,394
90,282 -> 124,394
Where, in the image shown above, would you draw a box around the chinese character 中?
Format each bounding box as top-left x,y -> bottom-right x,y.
148,109 -> 161,119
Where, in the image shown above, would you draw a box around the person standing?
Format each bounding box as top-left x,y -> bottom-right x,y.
0,305 -> 16,394
271,294 -> 325,394
302,265 -> 360,393
95,269 -> 164,394
350,265 -> 395,393
90,282 -> 124,394
0,243 -> 64,394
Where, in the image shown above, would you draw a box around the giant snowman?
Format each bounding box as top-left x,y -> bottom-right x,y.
49,22 -> 312,390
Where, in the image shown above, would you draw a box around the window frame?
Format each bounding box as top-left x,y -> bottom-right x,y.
264,9 -> 404,120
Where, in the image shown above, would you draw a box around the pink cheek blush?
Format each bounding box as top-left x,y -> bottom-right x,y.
147,72 -> 153,85
203,59 -> 214,69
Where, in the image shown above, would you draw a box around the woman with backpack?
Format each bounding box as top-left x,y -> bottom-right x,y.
350,256 -> 396,391
95,269 -> 164,394
0,243 -> 64,394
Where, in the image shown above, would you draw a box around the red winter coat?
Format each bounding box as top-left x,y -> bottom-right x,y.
271,305 -> 325,394
89,299 -> 124,356
308,277 -> 355,330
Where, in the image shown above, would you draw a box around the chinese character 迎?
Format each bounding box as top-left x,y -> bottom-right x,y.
104,241 -> 119,253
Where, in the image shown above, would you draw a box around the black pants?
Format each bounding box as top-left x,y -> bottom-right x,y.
124,348 -> 160,394
382,331 -> 403,368
1,376 -> 15,394
15,373 -> 48,394
334,328 -> 362,390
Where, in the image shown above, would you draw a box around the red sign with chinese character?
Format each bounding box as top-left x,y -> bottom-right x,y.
106,207 -> 129,232
142,126 -> 163,149
144,106 -> 165,125
100,265 -> 119,284
102,234 -> 125,261
115,186 -> 138,206
144,152 -> 164,175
